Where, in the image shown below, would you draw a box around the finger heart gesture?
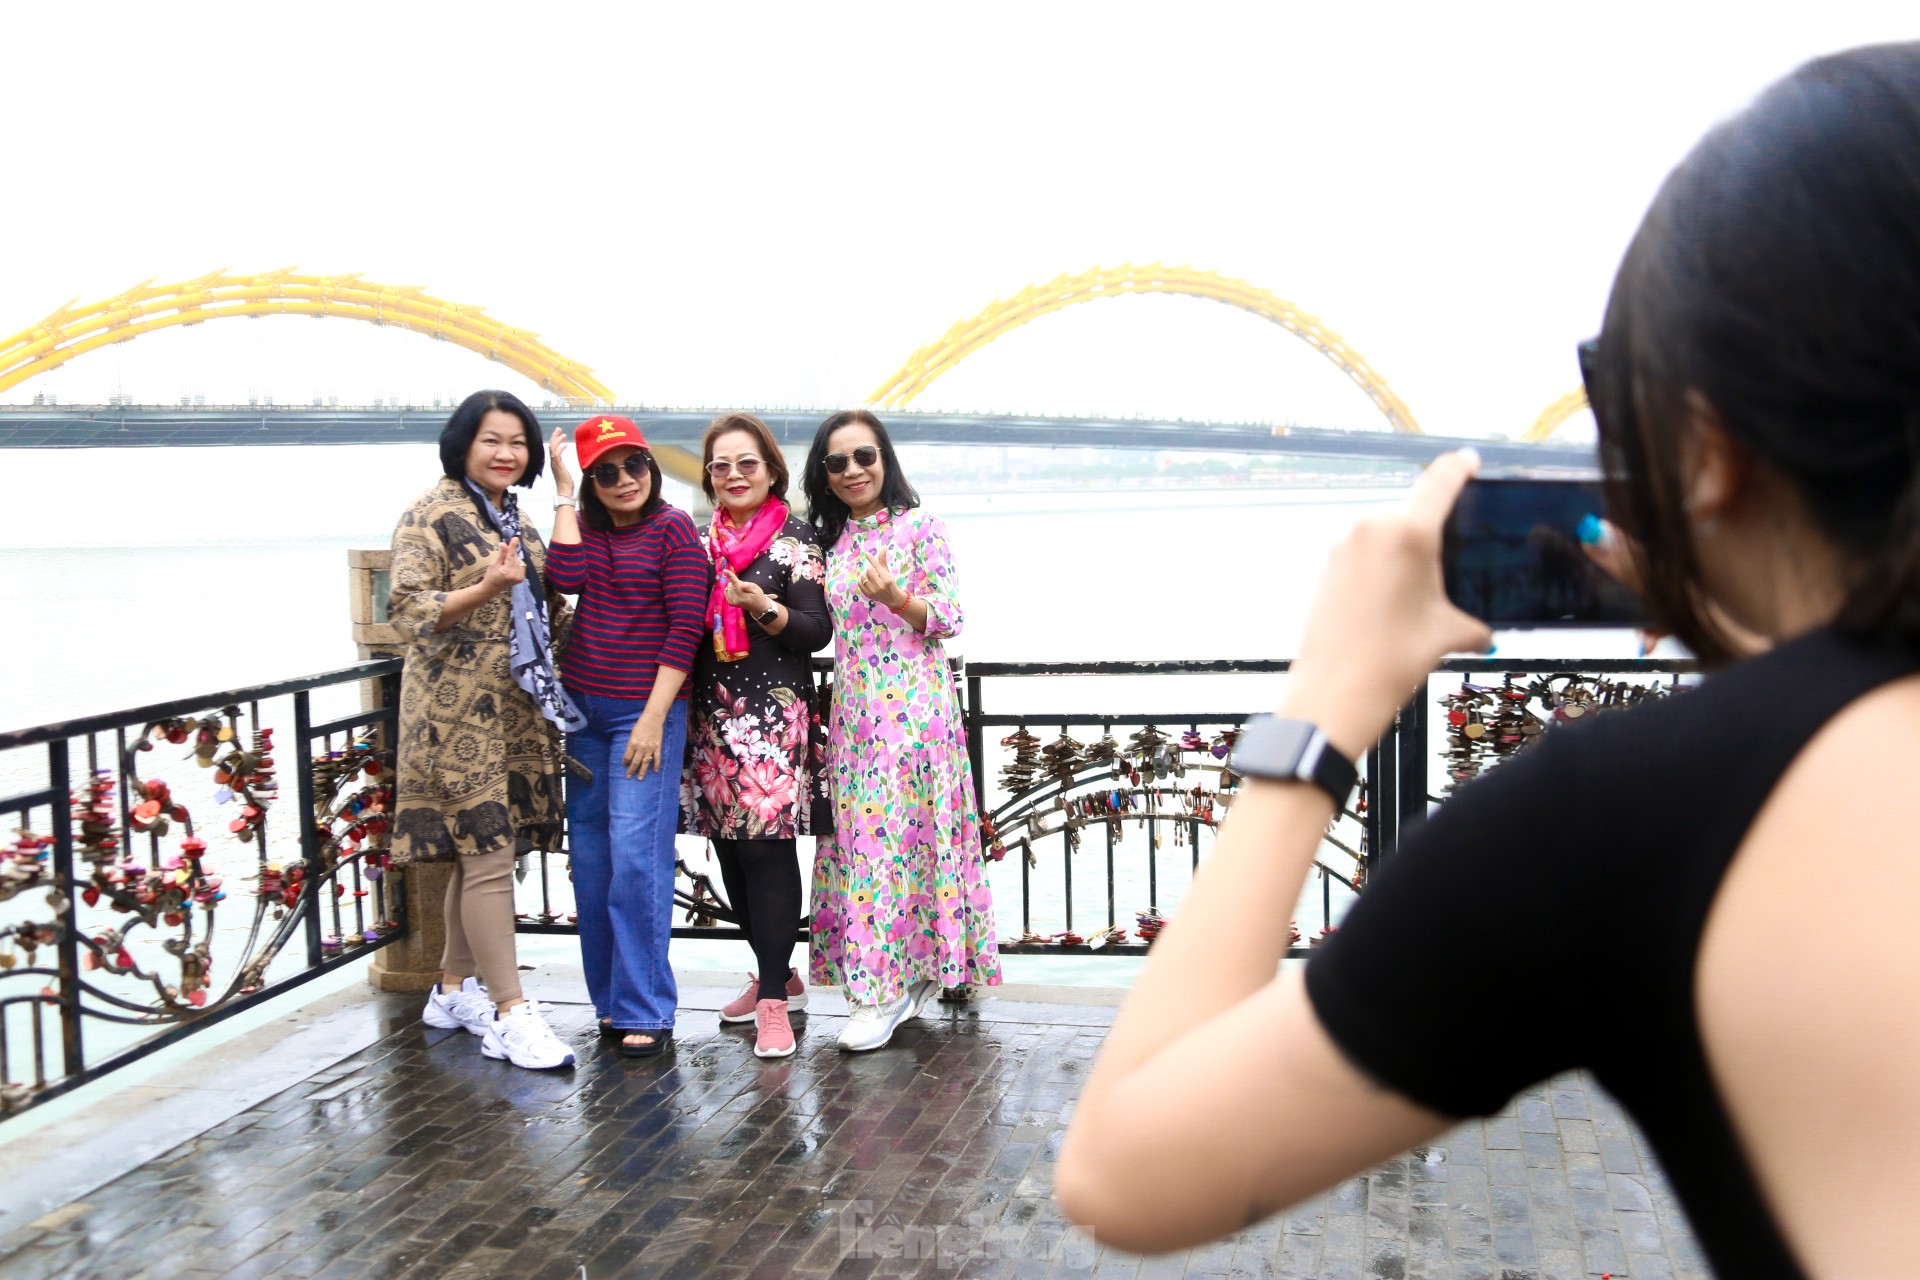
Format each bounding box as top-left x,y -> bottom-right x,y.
722,565 -> 766,611
857,550 -> 907,609
485,537 -> 526,595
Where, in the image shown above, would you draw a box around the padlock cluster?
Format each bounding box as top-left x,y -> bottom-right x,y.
1439,673 -> 1678,790
0,829 -> 52,904
1040,730 -> 1086,784
998,727 -> 1042,794
216,726 -> 278,842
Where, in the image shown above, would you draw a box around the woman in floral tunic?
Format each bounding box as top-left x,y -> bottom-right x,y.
681,413 -> 832,1059
802,409 -> 1000,1052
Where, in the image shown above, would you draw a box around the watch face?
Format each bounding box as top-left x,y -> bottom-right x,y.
1251,715 -> 1316,768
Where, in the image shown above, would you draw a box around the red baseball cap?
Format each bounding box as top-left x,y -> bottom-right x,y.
574,414 -> 649,471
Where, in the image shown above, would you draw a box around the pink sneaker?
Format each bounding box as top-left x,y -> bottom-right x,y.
720,968 -> 807,1023
754,999 -> 796,1058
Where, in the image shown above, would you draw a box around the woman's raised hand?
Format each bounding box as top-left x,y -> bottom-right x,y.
482,537 -> 527,597
857,549 -> 909,609
721,564 -> 771,614
1282,450 -> 1492,759
547,428 -> 574,497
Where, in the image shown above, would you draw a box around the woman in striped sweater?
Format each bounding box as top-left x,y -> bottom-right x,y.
545,415 -> 711,1057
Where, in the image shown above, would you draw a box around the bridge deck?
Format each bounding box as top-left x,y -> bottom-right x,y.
0,976 -> 1705,1280
0,406 -> 1594,472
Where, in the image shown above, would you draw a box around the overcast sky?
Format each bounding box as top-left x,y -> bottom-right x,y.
3,4 -> 1915,440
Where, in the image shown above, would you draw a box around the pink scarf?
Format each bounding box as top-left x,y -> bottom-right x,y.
707,499 -> 789,661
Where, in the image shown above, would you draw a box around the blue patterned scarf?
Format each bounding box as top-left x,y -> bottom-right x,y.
464,480 -> 588,734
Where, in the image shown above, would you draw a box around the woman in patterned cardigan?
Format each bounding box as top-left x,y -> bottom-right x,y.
388,389 -> 577,1073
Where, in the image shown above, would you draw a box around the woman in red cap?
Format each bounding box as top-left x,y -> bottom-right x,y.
545,415 -> 711,1057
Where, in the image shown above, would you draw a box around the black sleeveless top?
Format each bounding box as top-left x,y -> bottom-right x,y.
1305,628 -> 1920,1277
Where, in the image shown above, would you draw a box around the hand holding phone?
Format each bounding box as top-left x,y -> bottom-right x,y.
1282,450 -> 1494,760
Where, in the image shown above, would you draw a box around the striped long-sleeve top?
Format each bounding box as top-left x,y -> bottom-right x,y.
544,507 -> 712,701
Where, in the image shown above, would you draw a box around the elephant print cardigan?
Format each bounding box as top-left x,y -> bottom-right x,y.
387,477 -> 566,864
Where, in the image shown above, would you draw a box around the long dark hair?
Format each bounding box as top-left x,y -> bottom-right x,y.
804,409 -> 920,551
579,448 -> 667,532
439,390 -> 545,488
1591,42 -> 1920,664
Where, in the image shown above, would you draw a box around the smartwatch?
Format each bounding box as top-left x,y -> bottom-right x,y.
755,601 -> 781,626
1227,715 -> 1358,807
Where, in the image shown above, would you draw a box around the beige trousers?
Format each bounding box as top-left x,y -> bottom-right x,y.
439,844 -> 524,1005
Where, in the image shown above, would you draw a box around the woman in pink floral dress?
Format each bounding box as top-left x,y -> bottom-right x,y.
802,410 -> 1001,1052
680,413 -> 832,1059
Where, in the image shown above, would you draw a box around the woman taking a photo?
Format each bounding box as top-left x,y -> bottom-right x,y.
545,415 -> 709,1058
682,412 -> 832,1060
393,389 -> 578,1072
1059,44 -> 1920,1278
804,410 -> 1000,1052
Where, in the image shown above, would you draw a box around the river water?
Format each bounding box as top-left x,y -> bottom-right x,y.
1,442 -> 1650,992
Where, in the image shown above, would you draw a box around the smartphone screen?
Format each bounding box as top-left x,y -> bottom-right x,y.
1443,479 -> 1646,627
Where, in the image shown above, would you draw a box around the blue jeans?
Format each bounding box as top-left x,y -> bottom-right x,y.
566,692 -> 687,1032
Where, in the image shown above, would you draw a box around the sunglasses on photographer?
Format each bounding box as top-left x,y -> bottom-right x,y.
587,453 -> 651,487
822,445 -> 880,474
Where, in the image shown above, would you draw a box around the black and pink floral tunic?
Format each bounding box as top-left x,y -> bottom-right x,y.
679,513 -> 832,839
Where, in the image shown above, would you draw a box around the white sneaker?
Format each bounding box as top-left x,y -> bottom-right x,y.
422,977 -> 493,1036
909,978 -> 941,1018
482,1002 -> 576,1070
837,991 -> 916,1052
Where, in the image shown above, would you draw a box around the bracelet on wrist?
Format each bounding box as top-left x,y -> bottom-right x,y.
554,495 -> 577,509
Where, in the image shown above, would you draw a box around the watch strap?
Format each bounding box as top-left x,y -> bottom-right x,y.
1228,714 -> 1357,807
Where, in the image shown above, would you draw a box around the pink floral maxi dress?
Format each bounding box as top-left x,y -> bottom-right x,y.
809,507 -> 1002,1003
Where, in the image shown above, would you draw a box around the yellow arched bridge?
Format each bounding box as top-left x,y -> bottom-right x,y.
0,265 -> 1590,447
0,270 -> 614,404
868,263 -> 1428,433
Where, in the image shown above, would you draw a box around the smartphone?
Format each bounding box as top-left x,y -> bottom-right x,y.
1442,478 -> 1646,627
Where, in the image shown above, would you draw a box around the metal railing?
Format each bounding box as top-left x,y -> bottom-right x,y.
1,650 -> 1695,1118
0,660 -> 405,1116
514,654 -> 1697,961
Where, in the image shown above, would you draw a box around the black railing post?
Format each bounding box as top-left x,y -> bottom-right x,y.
1020,839 -> 1031,937
1105,819 -> 1116,930
966,671 -> 985,815
293,691 -> 324,967
380,670 -> 407,941
1368,714 -> 1400,865
48,738 -> 83,1078
1398,680 -> 1430,836
1362,742 -> 1380,873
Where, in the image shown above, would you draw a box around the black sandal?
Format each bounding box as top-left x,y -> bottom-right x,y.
619,1029 -> 673,1058
598,1019 -> 621,1041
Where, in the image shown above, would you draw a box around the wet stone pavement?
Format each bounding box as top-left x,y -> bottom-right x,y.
0,986 -> 1710,1280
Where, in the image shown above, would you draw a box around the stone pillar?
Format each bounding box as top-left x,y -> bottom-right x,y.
347,549 -> 452,994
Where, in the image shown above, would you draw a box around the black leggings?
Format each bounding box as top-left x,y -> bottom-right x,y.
711,837 -> 803,1001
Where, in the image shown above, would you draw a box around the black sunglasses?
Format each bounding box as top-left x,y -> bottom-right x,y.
822,445 -> 879,474
588,453 -> 650,488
